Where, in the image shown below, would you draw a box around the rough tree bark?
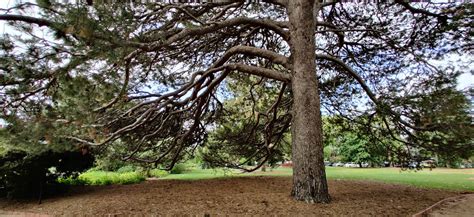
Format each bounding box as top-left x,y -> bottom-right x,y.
287,0 -> 331,203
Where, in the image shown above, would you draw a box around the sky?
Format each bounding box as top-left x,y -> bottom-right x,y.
0,0 -> 473,91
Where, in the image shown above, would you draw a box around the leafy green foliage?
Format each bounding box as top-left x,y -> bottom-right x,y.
93,147 -> 131,172
0,123 -> 94,199
116,165 -> 137,173
59,170 -> 145,185
410,88 -> 473,160
59,168 -> 168,185
169,163 -> 189,174
0,149 -> 94,198
76,170 -> 145,185
323,116 -> 396,166
336,133 -> 382,165
148,169 -> 169,178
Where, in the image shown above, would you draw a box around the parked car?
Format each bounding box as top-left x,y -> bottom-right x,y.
421,160 -> 436,168
324,161 -> 333,166
460,163 -> 472,169
334,162 -> 344,167
344,162 -> 359,168
408,162 -> 418,169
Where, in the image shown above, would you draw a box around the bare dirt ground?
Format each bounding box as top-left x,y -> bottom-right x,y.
0,177 -> 466,216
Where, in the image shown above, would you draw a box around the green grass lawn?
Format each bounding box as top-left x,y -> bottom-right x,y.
73,167 -> 473,191
161,168 -> 237,180
162,167 -> 474,191
325,167 -> 473,191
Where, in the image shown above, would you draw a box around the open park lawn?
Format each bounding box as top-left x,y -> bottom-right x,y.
0,175 -> 469,216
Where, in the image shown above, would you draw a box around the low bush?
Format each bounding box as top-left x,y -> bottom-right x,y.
148,169 -> 169,178
57,176 -> 87,186
116,165 -> 136,173
170,163 -> 188,174
93,154 -> 129,172
76,171 -> 145,185
59,168 -> 170,186
0,149 -> 94,199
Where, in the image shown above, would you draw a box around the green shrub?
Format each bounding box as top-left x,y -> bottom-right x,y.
116,172 -> 145,184
77,171 -> 145,185
148,169 -> 169,178
0,149 -> 94,198
94,155 -> 129,171
57,176 -> 87,186
170,163 -> 188,174
117,165 -> 136,173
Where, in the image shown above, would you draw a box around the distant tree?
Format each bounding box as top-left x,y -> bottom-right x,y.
323,116 -> 391,167
0,1 -> 472,203
408,87 -> 474,165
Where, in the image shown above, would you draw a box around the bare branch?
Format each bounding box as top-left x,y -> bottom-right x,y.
316,54 -> 377,103
395,0 -> 449,20
163,17 -> 290,46
63,136 -> 102,147
226,63 -> 290,83
316,54 -> 433,131
0,14 -> 53,27
213,45 -> 290,68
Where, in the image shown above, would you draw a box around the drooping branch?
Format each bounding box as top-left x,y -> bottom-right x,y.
314,21 -> 344,47
226,63 -> 290,83
65,55 -> 289,147
157,17 -> 290,47
315,54 -> 377,103
395,0 -> 449,20
202,78 -> 292,172
315,54 -> 432,132
0,14 -> 53,27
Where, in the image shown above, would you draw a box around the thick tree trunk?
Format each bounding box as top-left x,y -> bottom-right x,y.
287,0 -> 331,203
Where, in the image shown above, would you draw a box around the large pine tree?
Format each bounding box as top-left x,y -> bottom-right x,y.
0,0 -> 472,202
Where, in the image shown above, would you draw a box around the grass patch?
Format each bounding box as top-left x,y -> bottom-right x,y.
161,168 -> 237,180
163,167 -> 474,191
325,167 -> 474,191
60,167 -> 473,191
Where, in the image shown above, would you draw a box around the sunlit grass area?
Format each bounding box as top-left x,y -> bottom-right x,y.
324,167 -> 473,191
67,167 -> 473,191
161,168 -> 237,180
163,167 -> 474,191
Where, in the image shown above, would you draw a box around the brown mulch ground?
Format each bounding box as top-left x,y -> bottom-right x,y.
426,194 -> 474,217
0,177 -> 464,216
